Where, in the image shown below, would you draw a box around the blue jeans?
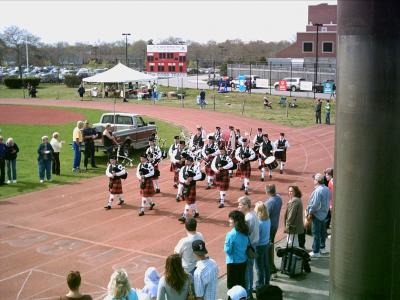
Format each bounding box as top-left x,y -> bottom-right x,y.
312,217 -> 326,254
245,257 -> 255,295
39,159 -> 52,181
255,244 -> 270,288
325,112 -> 331,124
6,159 -> 17,181
73,142 -> 81,169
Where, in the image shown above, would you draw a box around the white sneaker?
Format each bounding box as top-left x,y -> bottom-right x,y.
309,251 -> 321,258
40,180 -> 44,183
6,180 -> 11,184
320,248 -> 329,254
12,180 -> 17,183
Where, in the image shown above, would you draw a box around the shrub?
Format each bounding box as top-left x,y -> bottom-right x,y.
4,78 -> 23,89
3,77 -> 41,89
25,78 -> 41,87
64,75 -> 82,88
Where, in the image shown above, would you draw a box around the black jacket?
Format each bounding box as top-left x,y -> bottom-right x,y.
5,143 -> 19,160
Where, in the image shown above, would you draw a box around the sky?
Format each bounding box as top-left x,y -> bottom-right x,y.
0,0 -> 337,45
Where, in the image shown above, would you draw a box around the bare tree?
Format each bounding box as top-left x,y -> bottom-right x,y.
0,26 -> 40,77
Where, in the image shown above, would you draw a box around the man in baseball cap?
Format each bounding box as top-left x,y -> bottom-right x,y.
192,240 -> 219,300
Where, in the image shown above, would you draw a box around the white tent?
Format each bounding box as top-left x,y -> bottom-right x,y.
83,62 -> 156,83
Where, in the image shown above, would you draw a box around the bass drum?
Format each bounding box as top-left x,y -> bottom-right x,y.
265,156 -> 278,170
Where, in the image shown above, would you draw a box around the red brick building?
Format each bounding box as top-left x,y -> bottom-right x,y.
276,3 -> 337,61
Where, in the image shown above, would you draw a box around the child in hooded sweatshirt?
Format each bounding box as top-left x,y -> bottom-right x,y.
141,267 -> 160,300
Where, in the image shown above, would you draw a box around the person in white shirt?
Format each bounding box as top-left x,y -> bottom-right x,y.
238,196 -> 259,298
274,132 -> 290,174
146,137 -> 162,193
235,138 -> 256,195
211,146 -> 234,208
192,240 -> 219,300
50,132 -> 64,176
178,154 -> 202,223
168,135 -> 180,188
174,218 -> 204,275
202,135 -> 220,189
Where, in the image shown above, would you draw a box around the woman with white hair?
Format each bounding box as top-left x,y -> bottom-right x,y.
50,132 -> 64,175
5,137 -> 19,184
104,269 -> 139,300
37,135 -> 54,183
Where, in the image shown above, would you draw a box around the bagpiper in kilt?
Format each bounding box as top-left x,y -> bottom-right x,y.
226,125 -> 237,178
252,128 -> 264,168
214,126 -> 222,146
168,136 -> 180,187
146,137 -> 162,193
258,133 -> 274,180
274,132 -> 290,174
202,135 -> 220,189
104,156 -> 127,210
235,138 -> 256,195
178,154 -> 202,223
172,141 -> 187,201
136,153 -> 156,216
211,146 -> 234,208
189,127 -> 205,150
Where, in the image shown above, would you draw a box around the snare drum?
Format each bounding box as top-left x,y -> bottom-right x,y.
265,156 -> 278,170
274,149 -> 284,160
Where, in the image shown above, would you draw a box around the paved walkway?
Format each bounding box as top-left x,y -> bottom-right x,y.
217,235 -> 330,299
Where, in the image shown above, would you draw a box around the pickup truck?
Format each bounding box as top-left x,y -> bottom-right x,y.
91,112 -> 157,155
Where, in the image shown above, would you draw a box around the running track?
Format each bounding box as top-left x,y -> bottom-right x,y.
0,99 -> 334,299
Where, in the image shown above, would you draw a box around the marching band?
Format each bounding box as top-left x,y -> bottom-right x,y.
104,125 -> 290,223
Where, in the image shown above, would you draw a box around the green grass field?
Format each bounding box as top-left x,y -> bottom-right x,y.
0,83 -> 335,127
0,106 -> 181,199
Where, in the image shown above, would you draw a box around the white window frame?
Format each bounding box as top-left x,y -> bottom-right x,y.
322,41 -> 334,53
302,41 -> 314,53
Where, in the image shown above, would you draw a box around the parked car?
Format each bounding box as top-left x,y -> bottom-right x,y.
231,75 -> 259,89
274,77 -> 306,91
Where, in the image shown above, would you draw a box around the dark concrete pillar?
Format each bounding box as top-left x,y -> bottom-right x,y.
332,1 -> 400,299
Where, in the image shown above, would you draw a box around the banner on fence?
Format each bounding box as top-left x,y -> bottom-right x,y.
300,81 -> 313,91
278,80 -> 287,91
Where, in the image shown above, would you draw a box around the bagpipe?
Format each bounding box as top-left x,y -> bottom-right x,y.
216,155 -> 237,171
146,151 -> 161,165
157,138 -> 168,159
110,164 -> 128,180
203,146 -> 217,167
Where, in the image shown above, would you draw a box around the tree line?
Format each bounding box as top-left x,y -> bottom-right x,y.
0,26 -> 291,69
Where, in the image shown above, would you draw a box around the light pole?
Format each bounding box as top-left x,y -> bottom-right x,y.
25,37 -> 29,73
314,23 -> 322,99
122,33 -> 131,65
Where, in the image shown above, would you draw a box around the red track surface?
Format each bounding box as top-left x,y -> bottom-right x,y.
0,99 -> 334,299
0,104 -> 85,125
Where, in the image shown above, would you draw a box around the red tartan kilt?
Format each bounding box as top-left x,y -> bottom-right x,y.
153,165 -> 160,180
236,161 -> 251,178
109,178 -> 123,194
140,178 -> 155,197
215,170 -> 230,191
205,164 -> 214,176
183,184 -> 196,204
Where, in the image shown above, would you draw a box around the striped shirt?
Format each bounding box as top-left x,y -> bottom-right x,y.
194,257 -> 219,300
